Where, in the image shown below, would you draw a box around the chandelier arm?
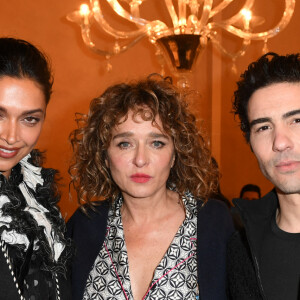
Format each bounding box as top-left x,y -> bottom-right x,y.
189,0 -> 200,16
209,0 -> 234,18
209,0 -> 295,41
178,0 -> 187,27
210,34 -> 251,59
91,0 -> 150,39
197,0 -> 213,30
164,0 -> 179,28
129,1 -> 143,28
220,0 -> 255,25
130,1 -> 141,18
81,23 -> 147,56
92,0 -> 149,26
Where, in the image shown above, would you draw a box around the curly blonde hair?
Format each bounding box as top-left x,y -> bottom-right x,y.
69,75 -> 218,208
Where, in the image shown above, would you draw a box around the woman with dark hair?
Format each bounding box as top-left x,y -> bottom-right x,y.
0,38 -> 71,299
67,75 -> 234,300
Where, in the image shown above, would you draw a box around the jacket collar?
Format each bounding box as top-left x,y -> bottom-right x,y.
233,188 -> 278,259
233,188 -> 278,224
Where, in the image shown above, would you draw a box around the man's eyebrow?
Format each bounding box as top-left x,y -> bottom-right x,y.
249,118 -> 271,129
249,109 -> 300,129
283,109 -> 300,119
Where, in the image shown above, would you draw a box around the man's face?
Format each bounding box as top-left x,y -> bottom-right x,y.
248,82 -> 300,194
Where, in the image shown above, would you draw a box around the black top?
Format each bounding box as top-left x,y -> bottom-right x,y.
260,214 -> 300,300
227,189 -> 300,300
0,151 -> 72,300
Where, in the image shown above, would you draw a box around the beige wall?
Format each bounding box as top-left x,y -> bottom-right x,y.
0,0 -> 299,218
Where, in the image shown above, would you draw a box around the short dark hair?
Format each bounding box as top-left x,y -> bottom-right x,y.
233,52 -> 300,142
240,184 -> 261,198
0,37 -> 53,104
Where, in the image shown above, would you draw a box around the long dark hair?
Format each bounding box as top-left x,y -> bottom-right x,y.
0,37 -> 53,104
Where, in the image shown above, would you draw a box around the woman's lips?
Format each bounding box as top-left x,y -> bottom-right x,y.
0,146 -> 20,159
130,173 -> 152,183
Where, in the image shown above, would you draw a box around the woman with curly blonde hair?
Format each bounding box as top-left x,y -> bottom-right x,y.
67,75 -> 234,300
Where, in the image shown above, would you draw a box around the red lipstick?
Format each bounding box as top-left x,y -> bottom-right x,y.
130,173 -> 152,183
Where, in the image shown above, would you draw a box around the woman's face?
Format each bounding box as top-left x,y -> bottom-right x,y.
0,77 -> 46,178
106,110 -> 175,201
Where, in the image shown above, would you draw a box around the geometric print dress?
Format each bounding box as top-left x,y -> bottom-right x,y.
83,192 -> 199,300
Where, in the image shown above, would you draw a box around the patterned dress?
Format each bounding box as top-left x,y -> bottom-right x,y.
84,192 -> 199,300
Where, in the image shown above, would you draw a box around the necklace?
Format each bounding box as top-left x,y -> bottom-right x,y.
1,238 -> 61,300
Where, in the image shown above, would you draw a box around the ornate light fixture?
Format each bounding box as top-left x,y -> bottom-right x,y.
67,0 -> 295,78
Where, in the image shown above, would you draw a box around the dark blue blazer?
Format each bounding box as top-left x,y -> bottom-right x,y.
67,199 -> 234,300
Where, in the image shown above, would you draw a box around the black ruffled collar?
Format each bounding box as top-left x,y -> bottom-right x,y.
0,151 -> 71,276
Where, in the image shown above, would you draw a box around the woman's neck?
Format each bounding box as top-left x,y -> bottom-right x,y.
121,189 -> 182,225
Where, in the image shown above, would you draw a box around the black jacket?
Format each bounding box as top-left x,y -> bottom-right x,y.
226,189 -> 279,300
67,198 -> 234,300
0,160 -> 72,300
0,250 -> 71,300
